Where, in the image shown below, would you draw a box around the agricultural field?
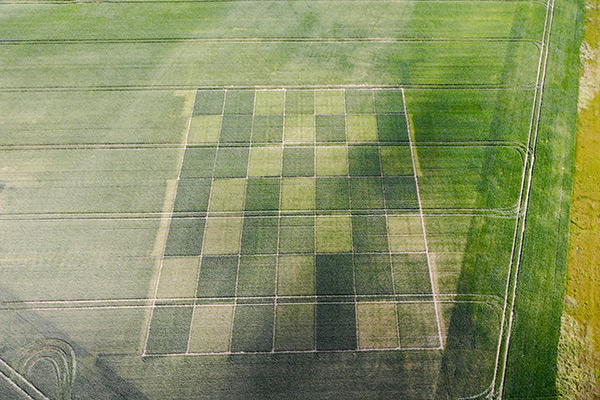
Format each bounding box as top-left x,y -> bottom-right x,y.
0,0 -> 582,399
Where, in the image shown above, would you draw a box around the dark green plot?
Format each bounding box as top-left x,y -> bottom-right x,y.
146,306 -> 193,354
180,147 -> 217,178
350,177 -> 385,210
286,90 -> 314,114
223,90 -> 255,114
196,256 -> 238,298
345,89 -> 375,114
241,217 -> 278,255
316,254 -> 354,295
316,177 -> 350,210
316,303 -> 357,351
213,147 -> 249,178
279,216 -> 314,254
252,115 -> 283,143
377,114 -> 409,142
173,178 -> 211,212
219,115 -> 252,143
282,147 -> 314,177
164,218 -> 205,257
354,254 -> 394,295
383,176 -> 419,210
245,178 -> 280,211
193,90 -> 224,115
352,215 -> 389,253
392,253 -> 432,294
231,304 -> 274,352
236,255 -> 276,296
375,90 -> 405,114
348,146 -> 382,176
316,115 -> 346,142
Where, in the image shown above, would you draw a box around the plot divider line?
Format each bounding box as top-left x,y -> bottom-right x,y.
142,89 -> 197,356
313,88 -> 319,352
401,88 -> 445,349
272,89 -> 287,352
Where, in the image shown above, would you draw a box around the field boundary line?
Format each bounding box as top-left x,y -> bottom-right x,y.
0,138 -> 529,151
402,88 -> 445,349
141,89 -> 196,356
0,83 -> 535,93
0,37 -> 542,46
0,0 -> 548,5
493,0 -> 556,394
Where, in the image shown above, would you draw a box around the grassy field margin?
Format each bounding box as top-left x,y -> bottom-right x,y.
557,0 -> 600,397
503,0 -> 585,397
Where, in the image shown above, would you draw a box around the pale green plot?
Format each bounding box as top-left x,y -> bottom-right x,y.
316,146 -> 348,176
281,177 -> 315,210
277,255 -> 315,296
284,115 -> 315,143
156,257 -> 201,299
188,115 -> 222,144
248,146 -> 283,176
202,217 -> 243,255
346,115 -> 378,142
380,146 -> 414,175
357,302 -> 399,349
188,305 -> 234,353
387,215 -> 426,253
316,216 -> 353,253
315,89 -> 345,114
208,178 -> 246,212
254,90 -> 285,115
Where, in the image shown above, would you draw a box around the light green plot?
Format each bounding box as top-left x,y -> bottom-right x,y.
208,178 -> 246,212
254,90 -> 285,115
202,217 -> 243,255
188,115 -> 222,144
281,177 -> 315,210
357,302 -> 399,349
248,146 -> 283,177
346,115 -> 378,142
315,89 -> 345,114
284,115 -> 315,143
387,215 -> 426,253
156,257 -> 201,299
277,255 -> 315,296
316,146 -> 348,176
316,216 -> 353,253
188,305 -> 234,353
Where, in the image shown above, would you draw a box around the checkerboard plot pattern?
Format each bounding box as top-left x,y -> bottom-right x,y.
146,88 -> 440,355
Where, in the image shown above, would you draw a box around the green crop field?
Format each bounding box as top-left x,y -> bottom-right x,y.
0,0 -> 582,399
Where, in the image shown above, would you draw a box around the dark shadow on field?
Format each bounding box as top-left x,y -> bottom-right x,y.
435,5 -> 532,399
100,350 -> 447,399
0,286 -> 148,399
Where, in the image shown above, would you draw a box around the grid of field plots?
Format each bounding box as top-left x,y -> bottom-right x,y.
144,88 -> 442,355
